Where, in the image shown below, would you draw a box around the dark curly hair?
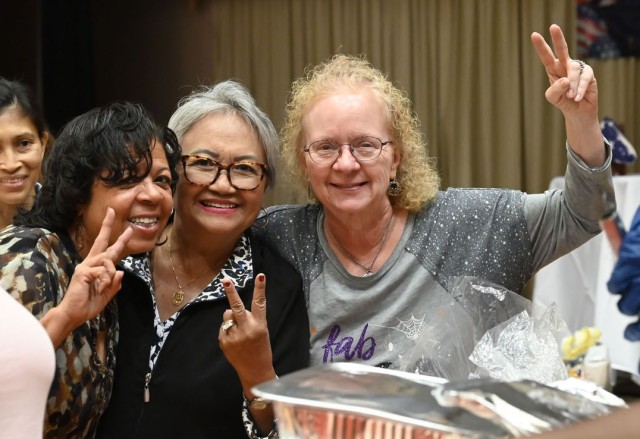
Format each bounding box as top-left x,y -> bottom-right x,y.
15,101 -> 181,231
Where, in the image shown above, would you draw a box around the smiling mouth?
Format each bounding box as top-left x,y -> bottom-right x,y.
128,217 -> 159,228
201,201 -> 238,209
333,182 -> 366,189
0,176 -> 28,184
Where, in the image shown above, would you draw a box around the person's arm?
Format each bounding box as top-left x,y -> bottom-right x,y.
219,274 -> 278,437
531,404 -> 638,439
524,24 -> 614,271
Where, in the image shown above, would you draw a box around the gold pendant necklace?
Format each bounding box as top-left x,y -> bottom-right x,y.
167,232 -> 215,306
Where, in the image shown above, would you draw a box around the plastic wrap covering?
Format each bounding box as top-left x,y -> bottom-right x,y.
253,363 -> 621,439
394,277 -> 569,383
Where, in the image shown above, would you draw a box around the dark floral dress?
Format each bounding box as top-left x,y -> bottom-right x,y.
0,225 -> 117,439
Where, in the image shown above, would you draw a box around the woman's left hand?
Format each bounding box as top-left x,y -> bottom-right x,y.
219,273 -> 276,386
531,24 -> 605,167
531,24 -> 597,117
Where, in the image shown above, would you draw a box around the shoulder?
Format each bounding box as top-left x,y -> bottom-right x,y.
254,203 -> 320,242
260,204 -> 320,225
0,226 -> 68,264
416,188 -> 525,222
251,237 -> 302,290
0,227 -> 71,314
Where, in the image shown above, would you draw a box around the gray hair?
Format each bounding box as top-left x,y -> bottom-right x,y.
168,80 -> 278,188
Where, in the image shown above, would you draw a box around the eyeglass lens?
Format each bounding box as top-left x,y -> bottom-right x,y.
308,136 -> 384,163
184,157 -> 264,190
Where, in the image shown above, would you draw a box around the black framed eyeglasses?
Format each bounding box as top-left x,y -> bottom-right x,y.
303,136 -> 393,165
181,154 -> 268,191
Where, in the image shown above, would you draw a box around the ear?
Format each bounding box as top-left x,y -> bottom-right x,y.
40,131 -> 51,156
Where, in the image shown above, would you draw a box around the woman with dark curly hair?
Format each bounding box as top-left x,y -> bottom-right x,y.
0,101 -> 181,438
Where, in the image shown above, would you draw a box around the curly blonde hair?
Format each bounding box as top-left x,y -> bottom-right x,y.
281,54 -> 440,212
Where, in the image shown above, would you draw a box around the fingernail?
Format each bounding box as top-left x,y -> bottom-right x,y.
257,274 -> 265,282
222,279 -> 232,287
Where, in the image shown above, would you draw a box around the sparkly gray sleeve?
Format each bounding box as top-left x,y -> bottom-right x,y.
524,141 -> 613,271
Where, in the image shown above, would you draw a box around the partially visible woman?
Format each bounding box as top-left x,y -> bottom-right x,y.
0,101 -> 181,438
0,77 -> 51,229
0,286 -> 54,439
97,81 -> 309,439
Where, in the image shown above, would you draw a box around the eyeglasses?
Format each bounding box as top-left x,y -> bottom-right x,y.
303,136 -> 392,165
181,154 -> 268,190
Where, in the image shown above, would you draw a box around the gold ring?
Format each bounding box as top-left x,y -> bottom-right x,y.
221,319 -> 236,333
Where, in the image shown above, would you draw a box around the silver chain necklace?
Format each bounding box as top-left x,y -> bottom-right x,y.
332,213 -> 394,277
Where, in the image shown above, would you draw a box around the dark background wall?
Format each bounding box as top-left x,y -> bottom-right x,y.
0,0 -> 216,134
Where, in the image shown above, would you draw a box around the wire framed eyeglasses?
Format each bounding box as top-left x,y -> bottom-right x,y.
303,136 -> 393,165
181,154 -> 268,190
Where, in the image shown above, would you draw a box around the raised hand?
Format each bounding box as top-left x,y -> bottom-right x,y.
531,24 -> 597,115
219,275 -> 277,439
218,273 -> 275,383
57,208 -> 132,331
531,24 -> 604,167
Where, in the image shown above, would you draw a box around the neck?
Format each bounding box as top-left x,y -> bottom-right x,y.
167,221 -> 237,277
0,204 -> 17,230
324,205 -> 395,248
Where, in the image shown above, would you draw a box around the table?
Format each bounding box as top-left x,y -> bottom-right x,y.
532,175 -> 640,375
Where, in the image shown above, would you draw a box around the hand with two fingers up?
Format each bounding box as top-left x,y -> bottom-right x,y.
42,207 -> 132,347
218,273 -> 278,434
531,24 -> 605,168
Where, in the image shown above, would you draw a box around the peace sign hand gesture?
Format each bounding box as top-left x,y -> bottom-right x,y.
219,273 -> 275,384
531,24 -> 604,167
44,208 -> 132,347
531,24 -> 597,116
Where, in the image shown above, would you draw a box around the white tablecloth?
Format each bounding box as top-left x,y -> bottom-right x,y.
532,175 -> 640,374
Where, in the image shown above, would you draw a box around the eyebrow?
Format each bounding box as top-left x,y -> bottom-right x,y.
190,149 -> 262,162
14,132 -> 37,138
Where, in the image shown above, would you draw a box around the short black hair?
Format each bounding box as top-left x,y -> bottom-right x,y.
0,77 -> 48,139
16,101 -> 181,232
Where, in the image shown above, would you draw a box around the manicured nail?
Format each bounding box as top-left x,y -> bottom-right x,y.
257,274 -> 265,282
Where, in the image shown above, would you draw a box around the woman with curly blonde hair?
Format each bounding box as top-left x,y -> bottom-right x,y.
254,24 -> 614,369
281,53 -> 440,212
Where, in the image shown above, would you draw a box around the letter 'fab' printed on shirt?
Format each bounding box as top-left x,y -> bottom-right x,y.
313,313 -> 426,366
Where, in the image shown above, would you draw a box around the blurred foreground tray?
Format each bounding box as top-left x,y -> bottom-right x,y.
254,363 -> 621,439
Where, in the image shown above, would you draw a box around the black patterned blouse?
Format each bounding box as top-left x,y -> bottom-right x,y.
0,225 -> 117,439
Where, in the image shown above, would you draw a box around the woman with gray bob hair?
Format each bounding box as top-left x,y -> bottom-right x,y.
169,80 -> 278,188
98,80 -> 309,438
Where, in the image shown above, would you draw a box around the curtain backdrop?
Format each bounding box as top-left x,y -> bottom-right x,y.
211,0 -> 640,207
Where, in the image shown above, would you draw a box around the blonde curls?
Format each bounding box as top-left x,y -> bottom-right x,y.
281,54 -> 440,212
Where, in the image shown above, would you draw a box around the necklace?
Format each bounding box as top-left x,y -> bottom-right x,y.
332,212 -> 394,277
166,232 -> 216,306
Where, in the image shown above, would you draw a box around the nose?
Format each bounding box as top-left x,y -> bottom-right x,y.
210,169 -> 236,192
0,149 -> 21,172
332,144 -> 360,170
137,179 -> 165,203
